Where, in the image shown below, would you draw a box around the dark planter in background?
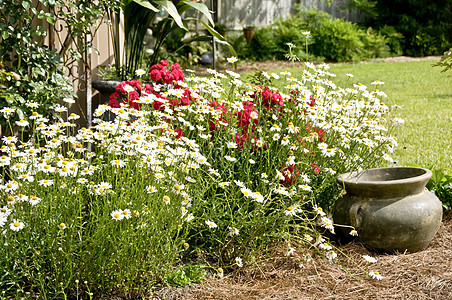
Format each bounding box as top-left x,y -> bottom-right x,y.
243,26 -> 255,43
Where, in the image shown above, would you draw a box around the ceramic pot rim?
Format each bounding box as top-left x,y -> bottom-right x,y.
337,167 -> 432,186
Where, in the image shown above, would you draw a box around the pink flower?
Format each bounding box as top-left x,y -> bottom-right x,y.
311,163 -> 320,175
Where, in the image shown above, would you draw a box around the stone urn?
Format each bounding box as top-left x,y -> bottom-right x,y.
92,80 -> 122,121
92,80 -> 122,104
333,167 -> 442,253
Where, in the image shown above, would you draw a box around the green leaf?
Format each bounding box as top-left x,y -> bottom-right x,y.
46,15 -> 56,25
154,0 -> 186,30
2,31 -> 8,40
182,35 -> 213,44
16,108 -> 25,120
178,1 -> 214,26
132,0 -> 159,12
185,18 -> 236,56
22,1 -> 30,10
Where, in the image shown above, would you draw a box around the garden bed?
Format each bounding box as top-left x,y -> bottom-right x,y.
1,57 -> 447,299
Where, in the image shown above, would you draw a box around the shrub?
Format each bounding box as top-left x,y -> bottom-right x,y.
426,169 -> 452,210
433,48 -> 452,73
367,0 -> 452,56
378,25 -> 404,56
232,9 -> 395,62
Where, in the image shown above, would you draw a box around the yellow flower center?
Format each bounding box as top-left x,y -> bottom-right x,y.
14,222 -> 21,227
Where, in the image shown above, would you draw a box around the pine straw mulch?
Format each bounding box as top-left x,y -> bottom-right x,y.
157,212 -> 452,300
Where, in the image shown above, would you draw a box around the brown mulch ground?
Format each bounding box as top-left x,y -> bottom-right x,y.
157,213 -> 452,300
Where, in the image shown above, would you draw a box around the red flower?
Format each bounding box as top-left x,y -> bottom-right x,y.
281,164 -> 300,186
272,92 -> 283,106
150,69 -> 162,82
153,100 -> 164,111
174,128 -> 184,138
108,98 -> 120,109
261,89 -> 272,106
144,83 -> 153,94
235,100 -> 258,129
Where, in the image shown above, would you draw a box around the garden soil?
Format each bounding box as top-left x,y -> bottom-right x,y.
154,56 -> 450,300
157,212 -> 452,300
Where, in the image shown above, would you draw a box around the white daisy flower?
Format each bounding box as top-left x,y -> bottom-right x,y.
205,220 -> 218,229
111,210 -> 124,221
363,255 -> 378,263
369,271 -> 383,280
10,219 -> 25,231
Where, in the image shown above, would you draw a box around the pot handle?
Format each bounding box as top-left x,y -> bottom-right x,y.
349,202 -> 363,229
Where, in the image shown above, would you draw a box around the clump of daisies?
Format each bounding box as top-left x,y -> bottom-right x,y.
0,58 -> 399,297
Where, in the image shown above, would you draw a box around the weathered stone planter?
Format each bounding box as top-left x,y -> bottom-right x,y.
333,167 -> 442,253
92,80 -> 122,121
92,80 -> 122,104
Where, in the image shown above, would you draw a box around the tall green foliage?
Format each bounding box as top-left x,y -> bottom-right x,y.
114,0 -> 234,79
365,0 -> 452,56
0,0 -> 122,134
0,0 -> 74,135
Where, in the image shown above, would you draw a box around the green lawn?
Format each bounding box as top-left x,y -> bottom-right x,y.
268,59 -> 452,173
